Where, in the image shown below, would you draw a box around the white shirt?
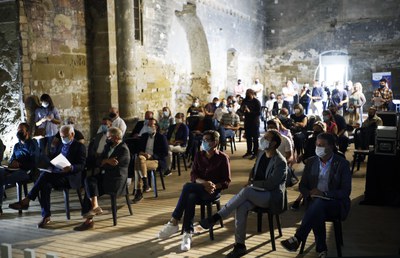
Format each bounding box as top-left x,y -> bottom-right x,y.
213,107 -> 228,121
112,117 -> 127,136
251,83 -> 264,102
96,134 -> 107,154
145,134 -> 155,156
277,134 -> 293,159
282,86 -> 295,103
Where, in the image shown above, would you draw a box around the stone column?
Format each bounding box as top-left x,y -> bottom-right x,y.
114,0 -> 136,119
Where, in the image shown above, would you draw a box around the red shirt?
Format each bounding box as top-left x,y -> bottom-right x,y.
191,150 -> 231,190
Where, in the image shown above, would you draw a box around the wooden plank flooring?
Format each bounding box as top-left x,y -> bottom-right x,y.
1,141 -> 399,257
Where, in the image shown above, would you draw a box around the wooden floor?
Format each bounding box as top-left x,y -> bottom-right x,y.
1,141 -> 400,258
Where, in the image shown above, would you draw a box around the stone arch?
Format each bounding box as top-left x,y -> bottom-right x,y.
175,2 -> 211,102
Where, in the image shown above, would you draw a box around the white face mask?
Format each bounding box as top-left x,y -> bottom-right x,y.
215,102 -> 220,107
61,136 -> 72,145
259,137 -> 270,150
193,102 -> 199,107
42,102 -> 49,108
163,111 -> 169,117
175,118 -> 183,124
294,109 -> 301,114
315,146 -> 326,158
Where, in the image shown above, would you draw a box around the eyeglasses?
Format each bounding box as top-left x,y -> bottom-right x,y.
203,138 -> 214,143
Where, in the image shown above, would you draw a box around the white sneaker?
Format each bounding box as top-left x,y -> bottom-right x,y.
180,232 -> 192,251
318,251 -> 327,258
158,222 -> 179,239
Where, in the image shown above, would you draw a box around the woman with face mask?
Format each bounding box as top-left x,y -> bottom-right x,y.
187,97 -> 205,117
34,93 -> 61,156
158,107 -> 174,135
322,110 -> 338,135
289,103 -> 308,159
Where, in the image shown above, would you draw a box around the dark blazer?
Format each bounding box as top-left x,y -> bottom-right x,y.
130,120 -> 145,136
53,140 -> 86,189
272,101 -> 290,116
299,154 -> 351,220
166,123 -> 189,147
252,150 -> 288,214
139,133 -> 169,171
98,142 -> 130,195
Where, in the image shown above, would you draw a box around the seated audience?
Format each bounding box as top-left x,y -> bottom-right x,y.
292,121 -> 326,210
213,99 -> 228,124
108,107 -> 127,136
204,97 -> 219,118
87,117 -> 113,170
266,120 -> 293,162
159,107 -> 174,135
9,125 -> 86,228
199,129 -> 287,257
52,116 -> 85,154
130,111 -> 154,138
281,133 -> 351,258
219,102 -> 240,149
132,118 -> 168,203
322,110 -> 338,135
157,130 -> 231,251
187,97 -> 205,117
0,123 -> 38,215
290,103 -> 308,158
354,106 -> 383,150
272,94 -> 290,116
165,113 -> 189,176
277,108 -> 293,130
329,106 -> 349,153
74,127 -> 130,231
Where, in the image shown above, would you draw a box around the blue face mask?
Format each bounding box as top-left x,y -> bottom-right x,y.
201,141 -> 212,152
101,124 -> 108,134
61,136 -> 72,144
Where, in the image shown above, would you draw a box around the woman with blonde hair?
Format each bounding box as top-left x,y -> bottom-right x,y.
348,82 -> 366,126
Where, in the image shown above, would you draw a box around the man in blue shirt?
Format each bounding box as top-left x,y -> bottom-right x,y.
0,123 -> 38,216
281,133 -> 351,257
9,125 -> 86,228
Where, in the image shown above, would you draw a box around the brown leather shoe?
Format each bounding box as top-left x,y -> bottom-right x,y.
9,200 -> 29,210
37,217 -> 51,228
74,221 -> 94,231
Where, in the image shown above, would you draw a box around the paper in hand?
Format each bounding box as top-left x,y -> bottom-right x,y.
50,153 -> 71,169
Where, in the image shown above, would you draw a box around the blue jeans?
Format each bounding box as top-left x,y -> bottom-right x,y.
0,168 -> 30,207
295,198 -> 341,253
172,182 -> 220,233
28,171 -> 71,218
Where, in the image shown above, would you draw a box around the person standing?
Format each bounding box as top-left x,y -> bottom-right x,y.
108,107 -> 127,136
251,79 -> 264,105
35,94 -> 61,156
330,82 -> 348,116
310,80 -> 324,117
372,78 -> 393,111
241,89 -> 261,160
234,79 -> 245,97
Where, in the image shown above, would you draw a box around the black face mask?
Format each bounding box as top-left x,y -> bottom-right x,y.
106,139 -> 113,145
109,112 -> 117,119
16,131 -> 26,141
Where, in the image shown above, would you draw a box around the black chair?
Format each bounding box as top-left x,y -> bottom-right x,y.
198,198 -> 224,240
226,134 -> 237,154
299,218 -> 343,257
181,197 -> 224,240
59,187 -> 83,220
172,151 -> 188,176
108,184 -> 133,226
351,126 -> 376,173
253,190 -> 287,251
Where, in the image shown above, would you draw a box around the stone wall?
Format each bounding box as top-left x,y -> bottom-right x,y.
0,0 -> 21,152
264,0 -> 400,101
19,0 -> 90,138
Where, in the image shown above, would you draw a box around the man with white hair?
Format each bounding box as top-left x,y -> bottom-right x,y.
74,127 -> 130,231
9,125 -> 86,228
